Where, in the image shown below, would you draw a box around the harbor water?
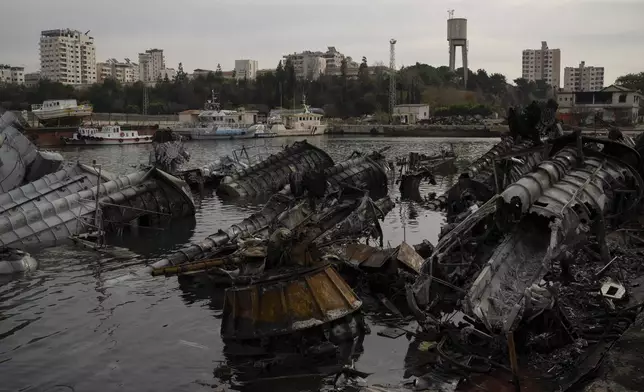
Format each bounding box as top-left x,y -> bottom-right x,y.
0,136 -> 498,392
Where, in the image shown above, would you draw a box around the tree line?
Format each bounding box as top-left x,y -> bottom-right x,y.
0,58 -> 635,119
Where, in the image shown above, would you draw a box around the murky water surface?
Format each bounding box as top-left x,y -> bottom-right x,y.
0,136 -> 497,391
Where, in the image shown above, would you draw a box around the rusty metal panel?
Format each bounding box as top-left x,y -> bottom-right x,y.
221,265 -> 362,340
344,243 -> 391,268
396,242 -> 424,274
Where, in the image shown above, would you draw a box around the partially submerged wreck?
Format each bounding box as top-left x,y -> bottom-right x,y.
0,111 -> 64,193
217,140 -> 335,199
0,165 -> 195,249
153,149 -> 392,269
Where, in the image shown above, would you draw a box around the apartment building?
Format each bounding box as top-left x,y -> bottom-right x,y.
97,58 -> 139,84
138,49 -> 165,82
521,41 -> 561,87
563,61 -> 605,92
24,72 -> 41,88
39,29 -> 97,85
234,60 -> 258,80
0,65 -> 25,84
283,47 -> 356,79
302,57 -> 326,80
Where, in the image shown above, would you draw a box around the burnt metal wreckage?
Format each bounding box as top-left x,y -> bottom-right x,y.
403,116 -> 644,389
7,99 -> 644,390
0,113 -> 197,272
159,100 -> 644,391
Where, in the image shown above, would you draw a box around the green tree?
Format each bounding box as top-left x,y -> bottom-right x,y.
175,62 -> 188,84
616,72 -> 644,92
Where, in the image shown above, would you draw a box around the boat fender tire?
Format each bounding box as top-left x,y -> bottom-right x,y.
119,138 -> 123,143
135,138 -> 139,142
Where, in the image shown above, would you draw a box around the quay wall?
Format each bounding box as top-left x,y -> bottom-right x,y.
14,111 -> 179,128
327,124 -> 508,138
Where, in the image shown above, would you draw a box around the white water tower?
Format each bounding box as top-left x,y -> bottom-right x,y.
447,10 -> 468,87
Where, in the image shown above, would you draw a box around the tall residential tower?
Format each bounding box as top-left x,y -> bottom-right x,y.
138,49 -> 165,82
521,41 -> 561,88
39,29 -> 97,85
563,61 -> 605,92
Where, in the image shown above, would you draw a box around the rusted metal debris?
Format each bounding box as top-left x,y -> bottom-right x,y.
221,264 -> 363,341
397,148 -> 457,202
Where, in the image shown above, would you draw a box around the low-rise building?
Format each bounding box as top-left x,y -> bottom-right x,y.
393,104 -> 431,124
0,65 -> 25,84
97,59 -> 139,84
159,68 -> 177,81
557,85 -> 642,125
179,110 -> 202,124
256,69 -> 274,77
563,61 -> 604,92
283,47 -> 358,80
24,72 -> 41,88
192,68 -> 214,79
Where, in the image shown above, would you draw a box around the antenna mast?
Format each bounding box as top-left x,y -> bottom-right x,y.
389,38 -> 397,122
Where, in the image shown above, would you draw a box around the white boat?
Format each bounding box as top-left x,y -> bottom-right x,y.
266,97 -> 327,137
174,91 -> 258,140
249,124 -> 277,138
62,125 -> 153,145
31,99 -> 93,126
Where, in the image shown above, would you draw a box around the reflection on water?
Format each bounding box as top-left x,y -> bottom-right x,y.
0,136 -> 497,391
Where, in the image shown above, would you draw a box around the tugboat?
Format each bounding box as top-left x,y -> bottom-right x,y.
62,125 -> 153,145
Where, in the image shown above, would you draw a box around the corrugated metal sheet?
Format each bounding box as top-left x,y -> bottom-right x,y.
217,141 -> 334,198
221,265 -> 362,340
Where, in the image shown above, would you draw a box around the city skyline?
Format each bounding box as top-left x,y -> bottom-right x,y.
1,0 -> 642,85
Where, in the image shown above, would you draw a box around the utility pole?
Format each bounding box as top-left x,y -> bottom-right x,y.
142,85 -> 149,115
389,39 -> 397,123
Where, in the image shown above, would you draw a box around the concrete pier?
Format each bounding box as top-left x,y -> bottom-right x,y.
327,123 -> 508,137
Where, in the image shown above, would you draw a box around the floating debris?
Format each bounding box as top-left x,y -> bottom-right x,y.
0,248 -> 37,274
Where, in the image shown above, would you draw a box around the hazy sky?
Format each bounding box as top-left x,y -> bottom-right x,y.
2,0 -> 642,84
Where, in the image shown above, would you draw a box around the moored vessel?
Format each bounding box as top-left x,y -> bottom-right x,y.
30,99 -> 93,127
62,125 -> 153,145
249,124 -> 277,138
174,91 -> 258,140
266,97 -> 327,137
